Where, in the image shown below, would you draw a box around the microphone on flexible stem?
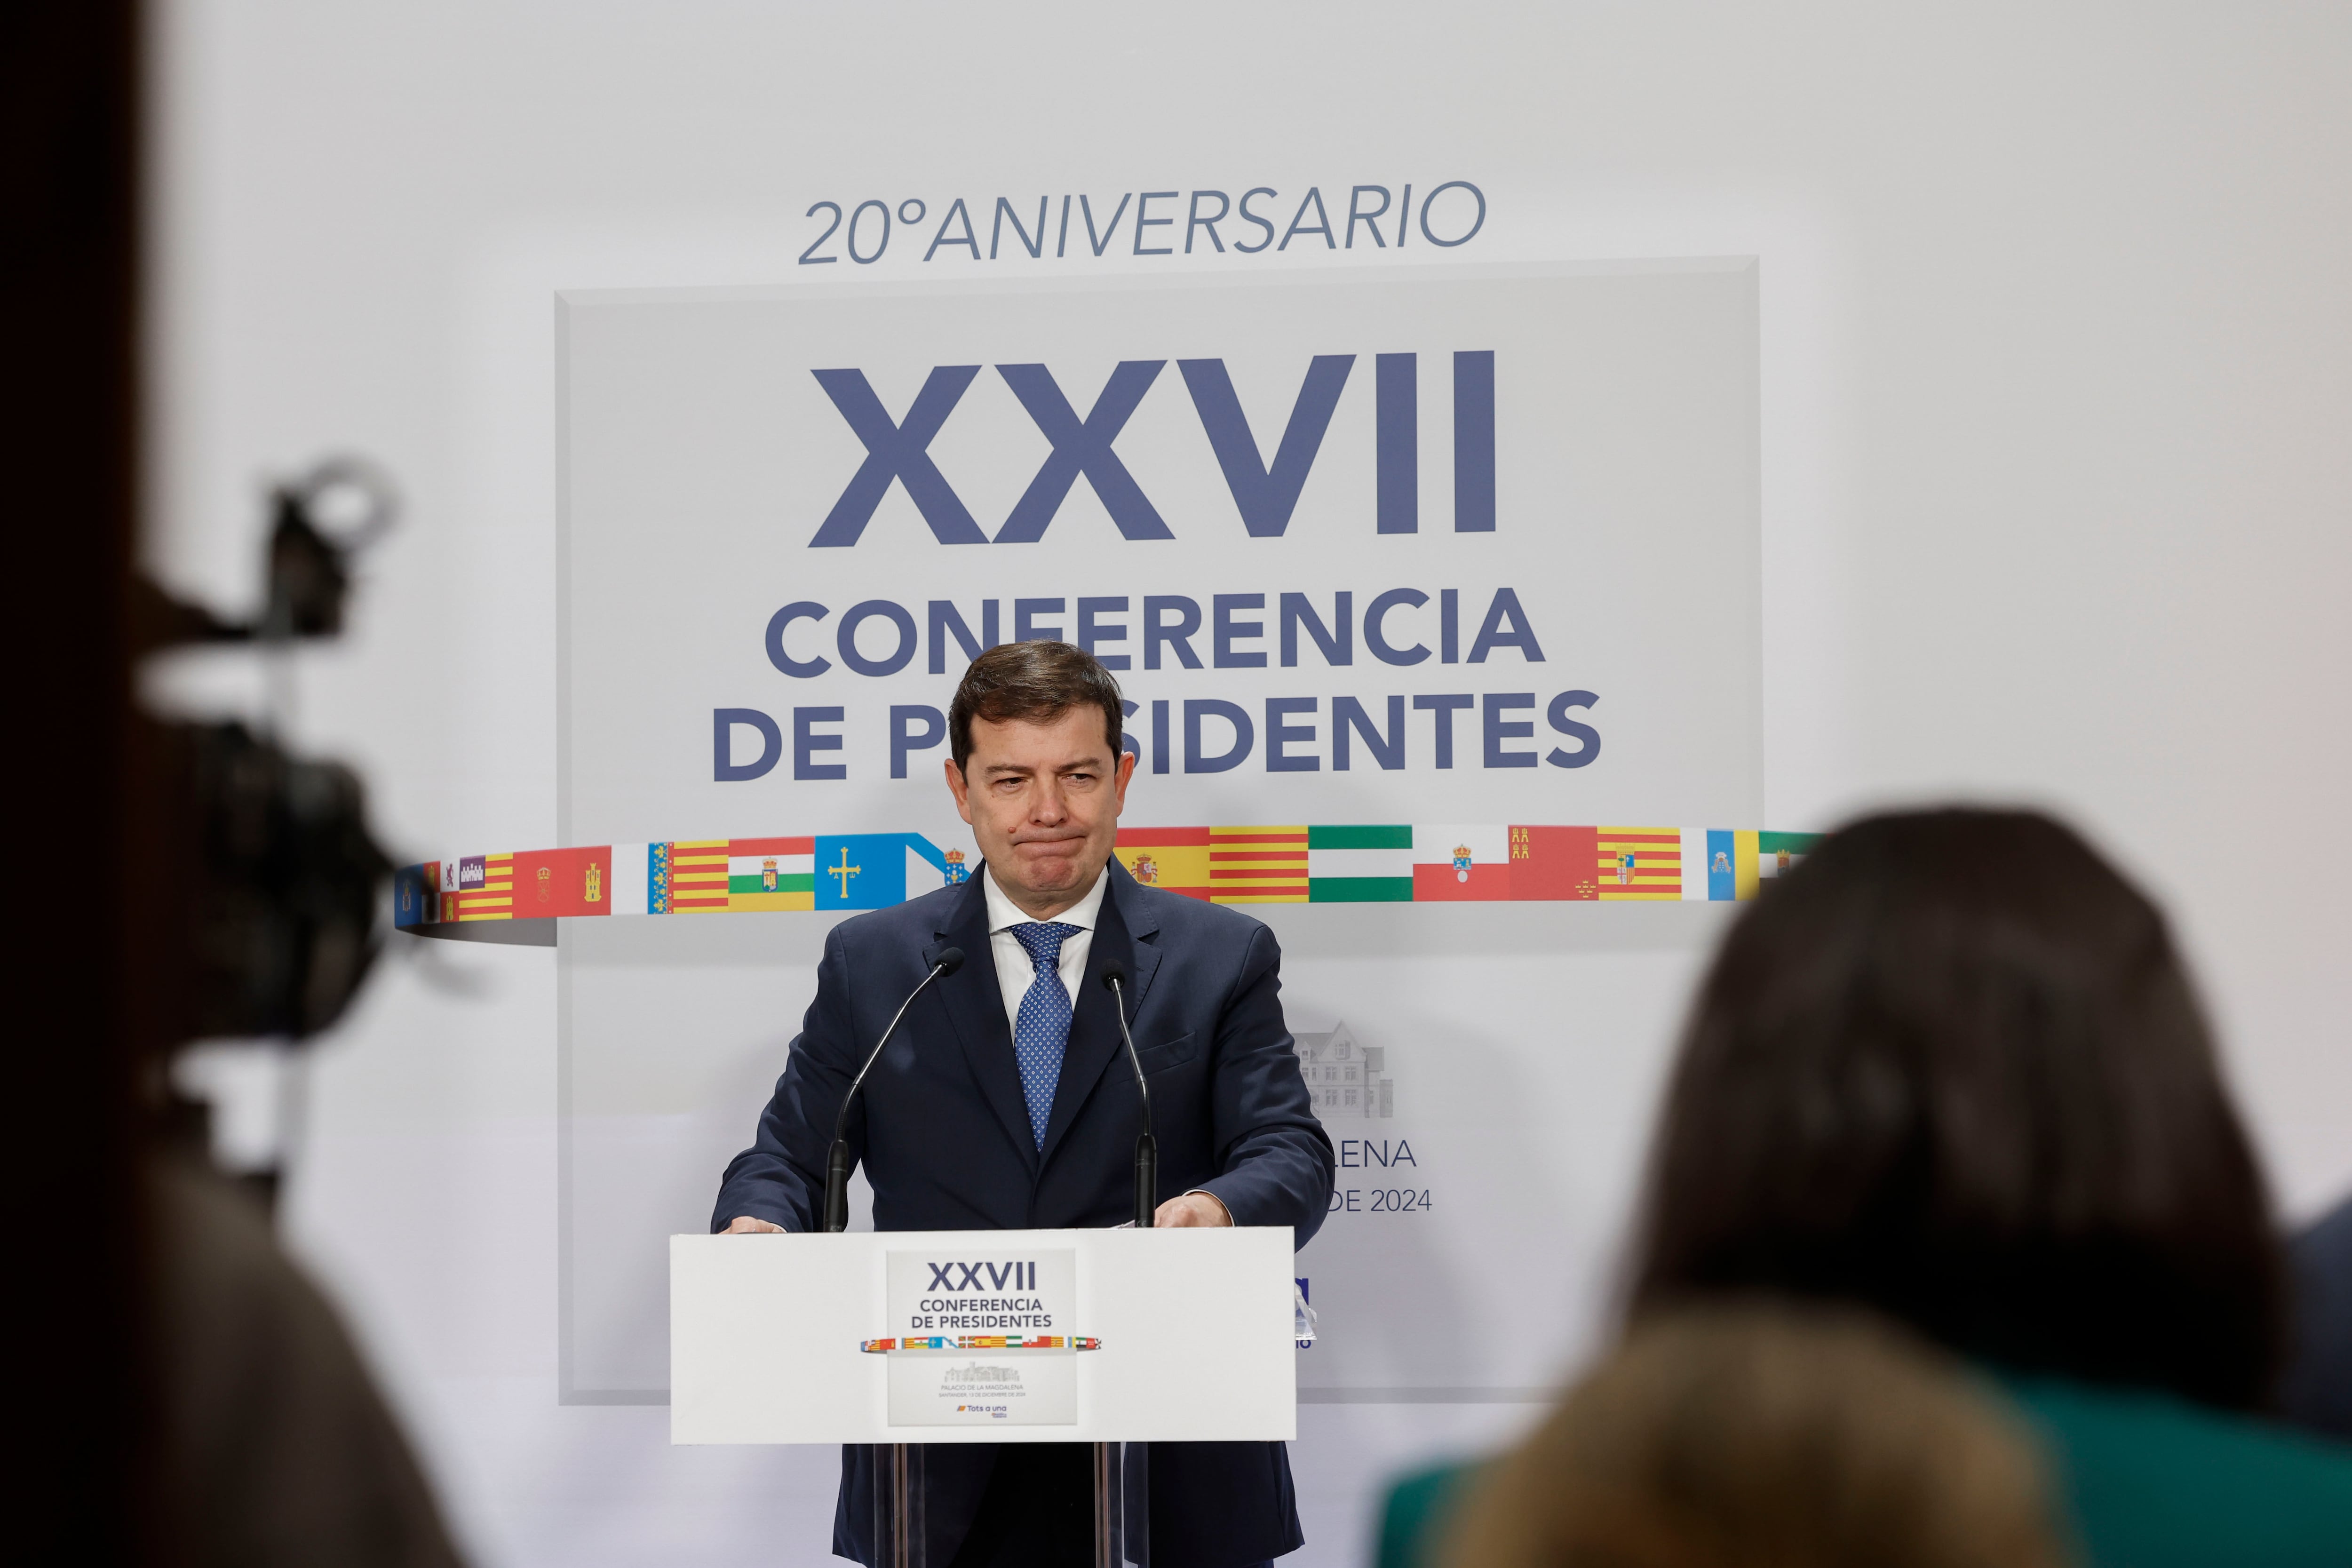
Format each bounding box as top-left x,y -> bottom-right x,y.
824,946 -> 964,1233
1100,963 -> 1157,1230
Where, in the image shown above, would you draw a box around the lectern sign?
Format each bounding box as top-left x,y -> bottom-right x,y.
883,1249 -> 1079,1425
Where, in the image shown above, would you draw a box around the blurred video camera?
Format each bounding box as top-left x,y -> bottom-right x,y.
140,458 -> 397,1047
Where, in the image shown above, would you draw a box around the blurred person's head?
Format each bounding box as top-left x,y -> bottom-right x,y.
1442,1301 -> 2071,1568
1628,807 -> 2283,1409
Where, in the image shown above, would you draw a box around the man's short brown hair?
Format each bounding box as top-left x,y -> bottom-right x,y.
948,641 -> 1125,771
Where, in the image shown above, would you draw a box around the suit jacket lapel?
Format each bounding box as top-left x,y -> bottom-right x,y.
1106,858 -> 1164,1015
930,874 -> 1035,1168
1037,860 -> 1162,1168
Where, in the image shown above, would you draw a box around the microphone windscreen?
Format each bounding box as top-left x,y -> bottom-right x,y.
1100,962 -> 1128,991
931,946 -> 965,976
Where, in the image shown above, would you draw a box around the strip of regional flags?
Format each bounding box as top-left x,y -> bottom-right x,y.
392,828 -> 1823,928
860,1336 -> 1100,1353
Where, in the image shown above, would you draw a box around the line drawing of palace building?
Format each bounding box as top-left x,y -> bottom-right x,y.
1292,1021 -> 1394,1120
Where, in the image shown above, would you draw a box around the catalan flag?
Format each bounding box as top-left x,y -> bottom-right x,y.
1306,825 -> 1413,902
726,835 -> 814,912
1597,827 -> 1681,900
1209,825 -> 1309,903
1114,826 -> 1212,899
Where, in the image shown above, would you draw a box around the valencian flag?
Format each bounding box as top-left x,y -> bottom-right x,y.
1508,825 -> 1600,900
1113,826 -> 1211,899
1306,825 -> 1413,902
665,839 -> 733,913
1209,826 -> 1308,903
726,836 -> 814,912
1596,827 -> 1682,900
1412,824 -> 1511,900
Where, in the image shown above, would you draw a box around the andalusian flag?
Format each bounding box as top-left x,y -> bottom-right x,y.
1307,825 -> 1413,902
1210,825 -> 1308,903
727,836 -> 814,912
1115,827 -> 1212,899
1412,825 -> 1510,900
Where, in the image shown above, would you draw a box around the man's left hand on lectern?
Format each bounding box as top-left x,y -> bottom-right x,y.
723,1216 -> 785,1234
1154,1192 -> 1233,1228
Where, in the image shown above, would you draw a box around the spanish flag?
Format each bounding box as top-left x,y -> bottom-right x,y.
1114,826 -> 1212,900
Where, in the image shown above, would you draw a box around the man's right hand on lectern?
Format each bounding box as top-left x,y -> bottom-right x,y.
722,1216 -> 784,1234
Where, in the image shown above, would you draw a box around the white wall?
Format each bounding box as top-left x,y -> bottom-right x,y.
145,5 -> 2352,1565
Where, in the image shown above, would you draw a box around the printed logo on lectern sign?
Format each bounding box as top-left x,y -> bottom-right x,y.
882,1250 -> 1080,1425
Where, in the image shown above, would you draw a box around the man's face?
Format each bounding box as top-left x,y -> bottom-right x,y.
945,707 -> 1133,917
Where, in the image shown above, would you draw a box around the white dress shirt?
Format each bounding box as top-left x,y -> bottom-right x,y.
981,862 -> 1107,1037
973,860 -> 1227,1223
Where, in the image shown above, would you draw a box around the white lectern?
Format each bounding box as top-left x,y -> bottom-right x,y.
673,1226 -> 1297,1568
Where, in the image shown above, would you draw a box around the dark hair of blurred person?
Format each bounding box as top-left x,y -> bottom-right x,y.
1438,1301 -> 2071,1568
1619,808 -> 2352,1564
1629,808 -> 2280,1408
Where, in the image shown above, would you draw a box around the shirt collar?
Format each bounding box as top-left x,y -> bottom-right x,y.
982,860 -> 1108,935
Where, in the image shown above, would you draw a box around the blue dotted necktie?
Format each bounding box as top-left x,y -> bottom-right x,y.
1009,922 -> 1081,1149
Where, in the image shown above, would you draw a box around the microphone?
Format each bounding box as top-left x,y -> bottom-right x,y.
1100,963 -> 1157,1230
824,946 -> 964,1233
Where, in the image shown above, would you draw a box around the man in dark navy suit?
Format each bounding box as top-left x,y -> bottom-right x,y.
713,640 -> 1334,1568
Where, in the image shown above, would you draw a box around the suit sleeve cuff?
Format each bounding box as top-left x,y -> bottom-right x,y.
1182,1186 -> 1237,1226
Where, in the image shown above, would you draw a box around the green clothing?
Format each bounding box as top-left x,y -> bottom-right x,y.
1376,1461 -> 1477,1568
2005,1376 -> 2352,1567
1374,1380 -> 2352,1568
